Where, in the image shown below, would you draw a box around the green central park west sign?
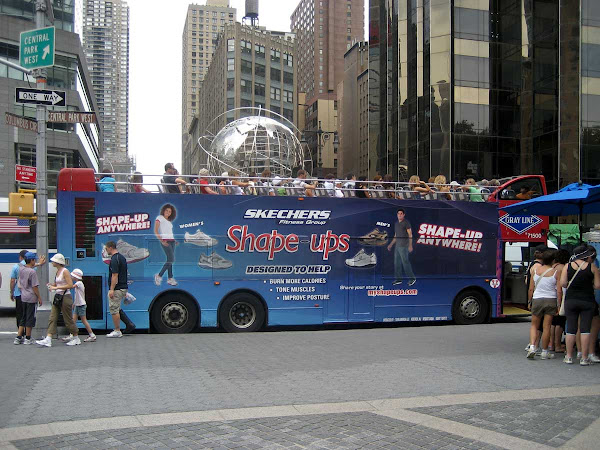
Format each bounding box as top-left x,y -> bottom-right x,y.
20,26 -> 55,70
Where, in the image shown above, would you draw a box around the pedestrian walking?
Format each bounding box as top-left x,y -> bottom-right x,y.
14,252 -> 42,345
36,254 -> 80,347
60,269 -> 96,342
11,250 -> 46,339
105,241 -> 130,338
560,245 -> 600,365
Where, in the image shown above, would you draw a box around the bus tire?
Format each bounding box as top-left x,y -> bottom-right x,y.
452,290 -> 488,325
219,293 -> 265,333
151,292 -> 198,334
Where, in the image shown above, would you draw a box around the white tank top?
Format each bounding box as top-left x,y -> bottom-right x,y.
55,268 -> 70,295
532,268 -> 557,299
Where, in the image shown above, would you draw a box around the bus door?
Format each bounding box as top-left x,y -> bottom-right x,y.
347,253 -> 376,322
79,275 -> 107,329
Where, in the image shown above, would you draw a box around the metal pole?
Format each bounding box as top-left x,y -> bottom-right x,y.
317,121 -> 323,178
34,0 -> 49,305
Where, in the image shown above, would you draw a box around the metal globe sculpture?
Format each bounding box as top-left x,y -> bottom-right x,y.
199,108 -> 310,177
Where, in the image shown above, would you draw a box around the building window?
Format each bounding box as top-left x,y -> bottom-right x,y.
283,108 -> 293,121
227,58 -> 235,71
241,79 -> 252,94
227,78 -> 235,91
454,7 -> 490,41
241,40 -> 252,54
255,82 -> 265,97
283,53 -> 293,67
255,63 -> 266,77
284,90 -> 293,103
270,48 -> 280,62
255,44 -> 265,58
270,87 -> 281,101
283,71 -> 293,85
227,39 -> 235,52
270,67 -> 281,81
241,60 -> 252,74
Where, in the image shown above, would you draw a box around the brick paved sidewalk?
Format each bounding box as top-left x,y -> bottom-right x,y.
2,386 -> 599,450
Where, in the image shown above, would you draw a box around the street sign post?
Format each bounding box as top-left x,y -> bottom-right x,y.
15,165 -> 37,184
47,111 -> 96,123
19,26 -> 55,70
15,87 -> 65,106
4,112 -> 38,132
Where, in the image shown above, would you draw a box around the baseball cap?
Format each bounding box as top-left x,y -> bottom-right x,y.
24,252 -> 36,259
450,181 -> 460,186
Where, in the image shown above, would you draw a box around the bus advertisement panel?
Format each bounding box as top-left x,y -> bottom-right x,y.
59,191 -> 501,332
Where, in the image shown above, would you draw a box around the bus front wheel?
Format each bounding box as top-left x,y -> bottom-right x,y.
151,293 -> 199,334
219,293 -> 265,333
452,290 -> 488,325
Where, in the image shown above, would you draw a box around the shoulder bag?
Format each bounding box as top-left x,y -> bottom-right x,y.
52,268 -> 65,308
559,263 -> 583,316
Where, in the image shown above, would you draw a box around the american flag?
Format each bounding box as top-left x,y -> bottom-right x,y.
0,218 -> 30,233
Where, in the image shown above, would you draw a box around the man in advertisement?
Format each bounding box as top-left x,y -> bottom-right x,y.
387,208 -> 416,286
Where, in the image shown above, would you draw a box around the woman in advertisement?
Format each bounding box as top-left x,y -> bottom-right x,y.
154,204 -> 178,286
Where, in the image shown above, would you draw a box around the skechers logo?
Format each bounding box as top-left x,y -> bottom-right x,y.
244,209 -> 331,220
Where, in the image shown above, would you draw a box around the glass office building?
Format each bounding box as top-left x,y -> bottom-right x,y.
370,0 -> 599,192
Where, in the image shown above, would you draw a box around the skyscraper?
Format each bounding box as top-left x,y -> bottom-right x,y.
369,0 -> 599,191
181,1 -> 236,150
81,0 -> 131,172
291,0 -> 364,176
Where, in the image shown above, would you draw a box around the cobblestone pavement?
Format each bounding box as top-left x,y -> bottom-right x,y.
411,395 -> 600,448
10,412 -> 504,450
1,316 -> 600,449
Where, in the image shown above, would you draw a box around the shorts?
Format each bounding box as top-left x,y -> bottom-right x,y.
531,298 -> 557,317
109,289 -> 127,315
19,302 -> 37,328
74,305 -> 87,317
552,315 -> 566,328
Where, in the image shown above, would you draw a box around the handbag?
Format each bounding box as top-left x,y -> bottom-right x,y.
559,263 -> 583,316
124,292 -> 136,305
52,292 -> 64,307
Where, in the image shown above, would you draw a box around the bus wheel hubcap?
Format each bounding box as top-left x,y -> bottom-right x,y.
460,297 -> 480,319
161,302 -> 188,329
230,302 -> 256,329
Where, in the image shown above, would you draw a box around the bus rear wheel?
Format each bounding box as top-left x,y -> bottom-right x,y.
219,293 -> 265,333
151,293 -> 198,334
453,290 -> 488,325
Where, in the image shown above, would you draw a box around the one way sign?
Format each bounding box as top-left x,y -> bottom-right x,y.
15,87 -> 66,107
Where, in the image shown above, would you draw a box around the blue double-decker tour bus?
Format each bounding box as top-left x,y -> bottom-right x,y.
56,168 -> 547,333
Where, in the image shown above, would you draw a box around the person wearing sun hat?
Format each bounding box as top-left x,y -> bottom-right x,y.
36,253 -> 80,347
61,268 -> 96,343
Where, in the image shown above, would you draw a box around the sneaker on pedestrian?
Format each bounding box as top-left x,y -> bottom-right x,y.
408,279 -> 417,287
167,278 -> 178,286
563,356 -> 573,364
36,336 -> 52,347
524,344 -> 530,352
345,249 -> 376,268
102,239 -> 149,264
577,351 -> 583,359
580,357 -> 591,366
154,274 -> 162,286
588,353 -> 600,363
198,252 -> 233,270
84,334 -> 96,342
184,229 -> 218,247
13,336 -> 23,345
526,346 -> 536,359
541,350 -> 555,360
106,330 -> 122,338
23,337 -> 34,345
66,336 -> 81,346
61,334 -> 74,342
535,347 -> 542,356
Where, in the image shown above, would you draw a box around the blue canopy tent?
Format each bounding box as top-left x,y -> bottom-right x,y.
501,183 -> 600,241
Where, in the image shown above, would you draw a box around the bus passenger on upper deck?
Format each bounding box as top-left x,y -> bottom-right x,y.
198,168 -> 218,195
228,169 -> 251,195
98,169 -> 116,192
409,175 -> 433,199
464,178 -> 484,202
163,163 -> 187,194
132,172 -> 150,193
293,169 -> 316,197
355,176 -> 371,199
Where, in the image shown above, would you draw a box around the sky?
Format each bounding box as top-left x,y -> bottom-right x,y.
126,0 -> 368,176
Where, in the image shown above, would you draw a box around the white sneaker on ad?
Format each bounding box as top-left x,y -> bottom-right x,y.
198,252 -> 233,269
184,229 -> 218,247
167,278 -> 178,286
154,274 -> 162,286
345,249 -> 377,268
102,239 -> 149,264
